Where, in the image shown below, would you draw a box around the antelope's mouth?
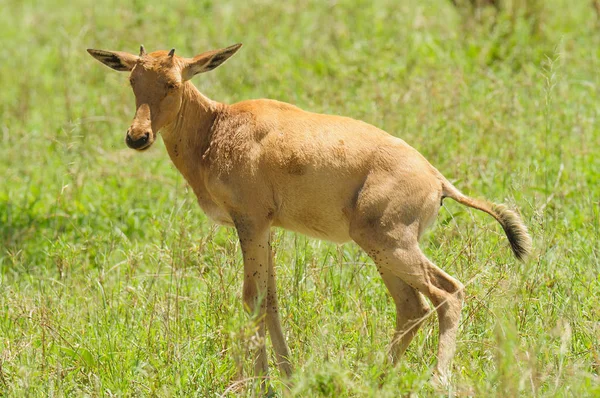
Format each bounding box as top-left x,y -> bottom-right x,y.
136,140 -> 154,151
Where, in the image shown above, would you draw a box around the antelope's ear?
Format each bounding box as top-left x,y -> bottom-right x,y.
182,43 -> 242,80
87,49 -> 138,72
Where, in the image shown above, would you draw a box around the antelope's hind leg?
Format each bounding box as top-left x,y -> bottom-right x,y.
351,219 -> 464,382
376,266 -> 431,363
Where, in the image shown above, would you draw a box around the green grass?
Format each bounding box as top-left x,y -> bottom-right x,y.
1,0 -> 599,396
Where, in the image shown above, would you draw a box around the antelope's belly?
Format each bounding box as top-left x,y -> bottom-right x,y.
273,202 -> 352,244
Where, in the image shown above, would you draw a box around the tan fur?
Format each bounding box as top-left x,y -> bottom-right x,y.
88,44 -> 532,385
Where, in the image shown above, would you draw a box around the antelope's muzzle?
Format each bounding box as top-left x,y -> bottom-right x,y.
126,103 -> 154,150
126,130 -> 152,150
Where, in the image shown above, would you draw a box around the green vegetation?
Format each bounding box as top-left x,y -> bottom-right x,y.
1,0 -> 599,395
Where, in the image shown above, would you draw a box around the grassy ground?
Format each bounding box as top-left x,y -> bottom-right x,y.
1,0 -> 599,396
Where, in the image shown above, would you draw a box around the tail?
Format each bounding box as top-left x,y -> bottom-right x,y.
442,181 -> 532,261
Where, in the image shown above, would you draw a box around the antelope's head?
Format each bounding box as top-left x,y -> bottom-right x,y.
87,44 -> 242,151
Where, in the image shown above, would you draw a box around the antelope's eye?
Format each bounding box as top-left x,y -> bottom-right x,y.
129,78 -> 135,86
166,82 -> 178,90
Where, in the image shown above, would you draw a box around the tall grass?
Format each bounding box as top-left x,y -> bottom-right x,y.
1,0 -> 599,396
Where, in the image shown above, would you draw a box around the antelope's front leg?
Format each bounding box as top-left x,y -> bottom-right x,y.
235,220 -> 271,380
266,246 -> 293,377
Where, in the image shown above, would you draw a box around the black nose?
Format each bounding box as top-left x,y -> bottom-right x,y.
126,132 -> 151,149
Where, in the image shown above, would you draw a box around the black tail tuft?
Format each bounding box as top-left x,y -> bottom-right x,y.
492,204 -> 532,261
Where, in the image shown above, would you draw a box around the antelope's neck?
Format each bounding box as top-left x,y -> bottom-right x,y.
161,82 -> 224,182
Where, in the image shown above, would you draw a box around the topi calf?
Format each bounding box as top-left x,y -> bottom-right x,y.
87,43 -> 532,386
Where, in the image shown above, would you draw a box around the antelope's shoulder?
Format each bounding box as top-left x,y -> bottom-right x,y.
204,100 -> 287,173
